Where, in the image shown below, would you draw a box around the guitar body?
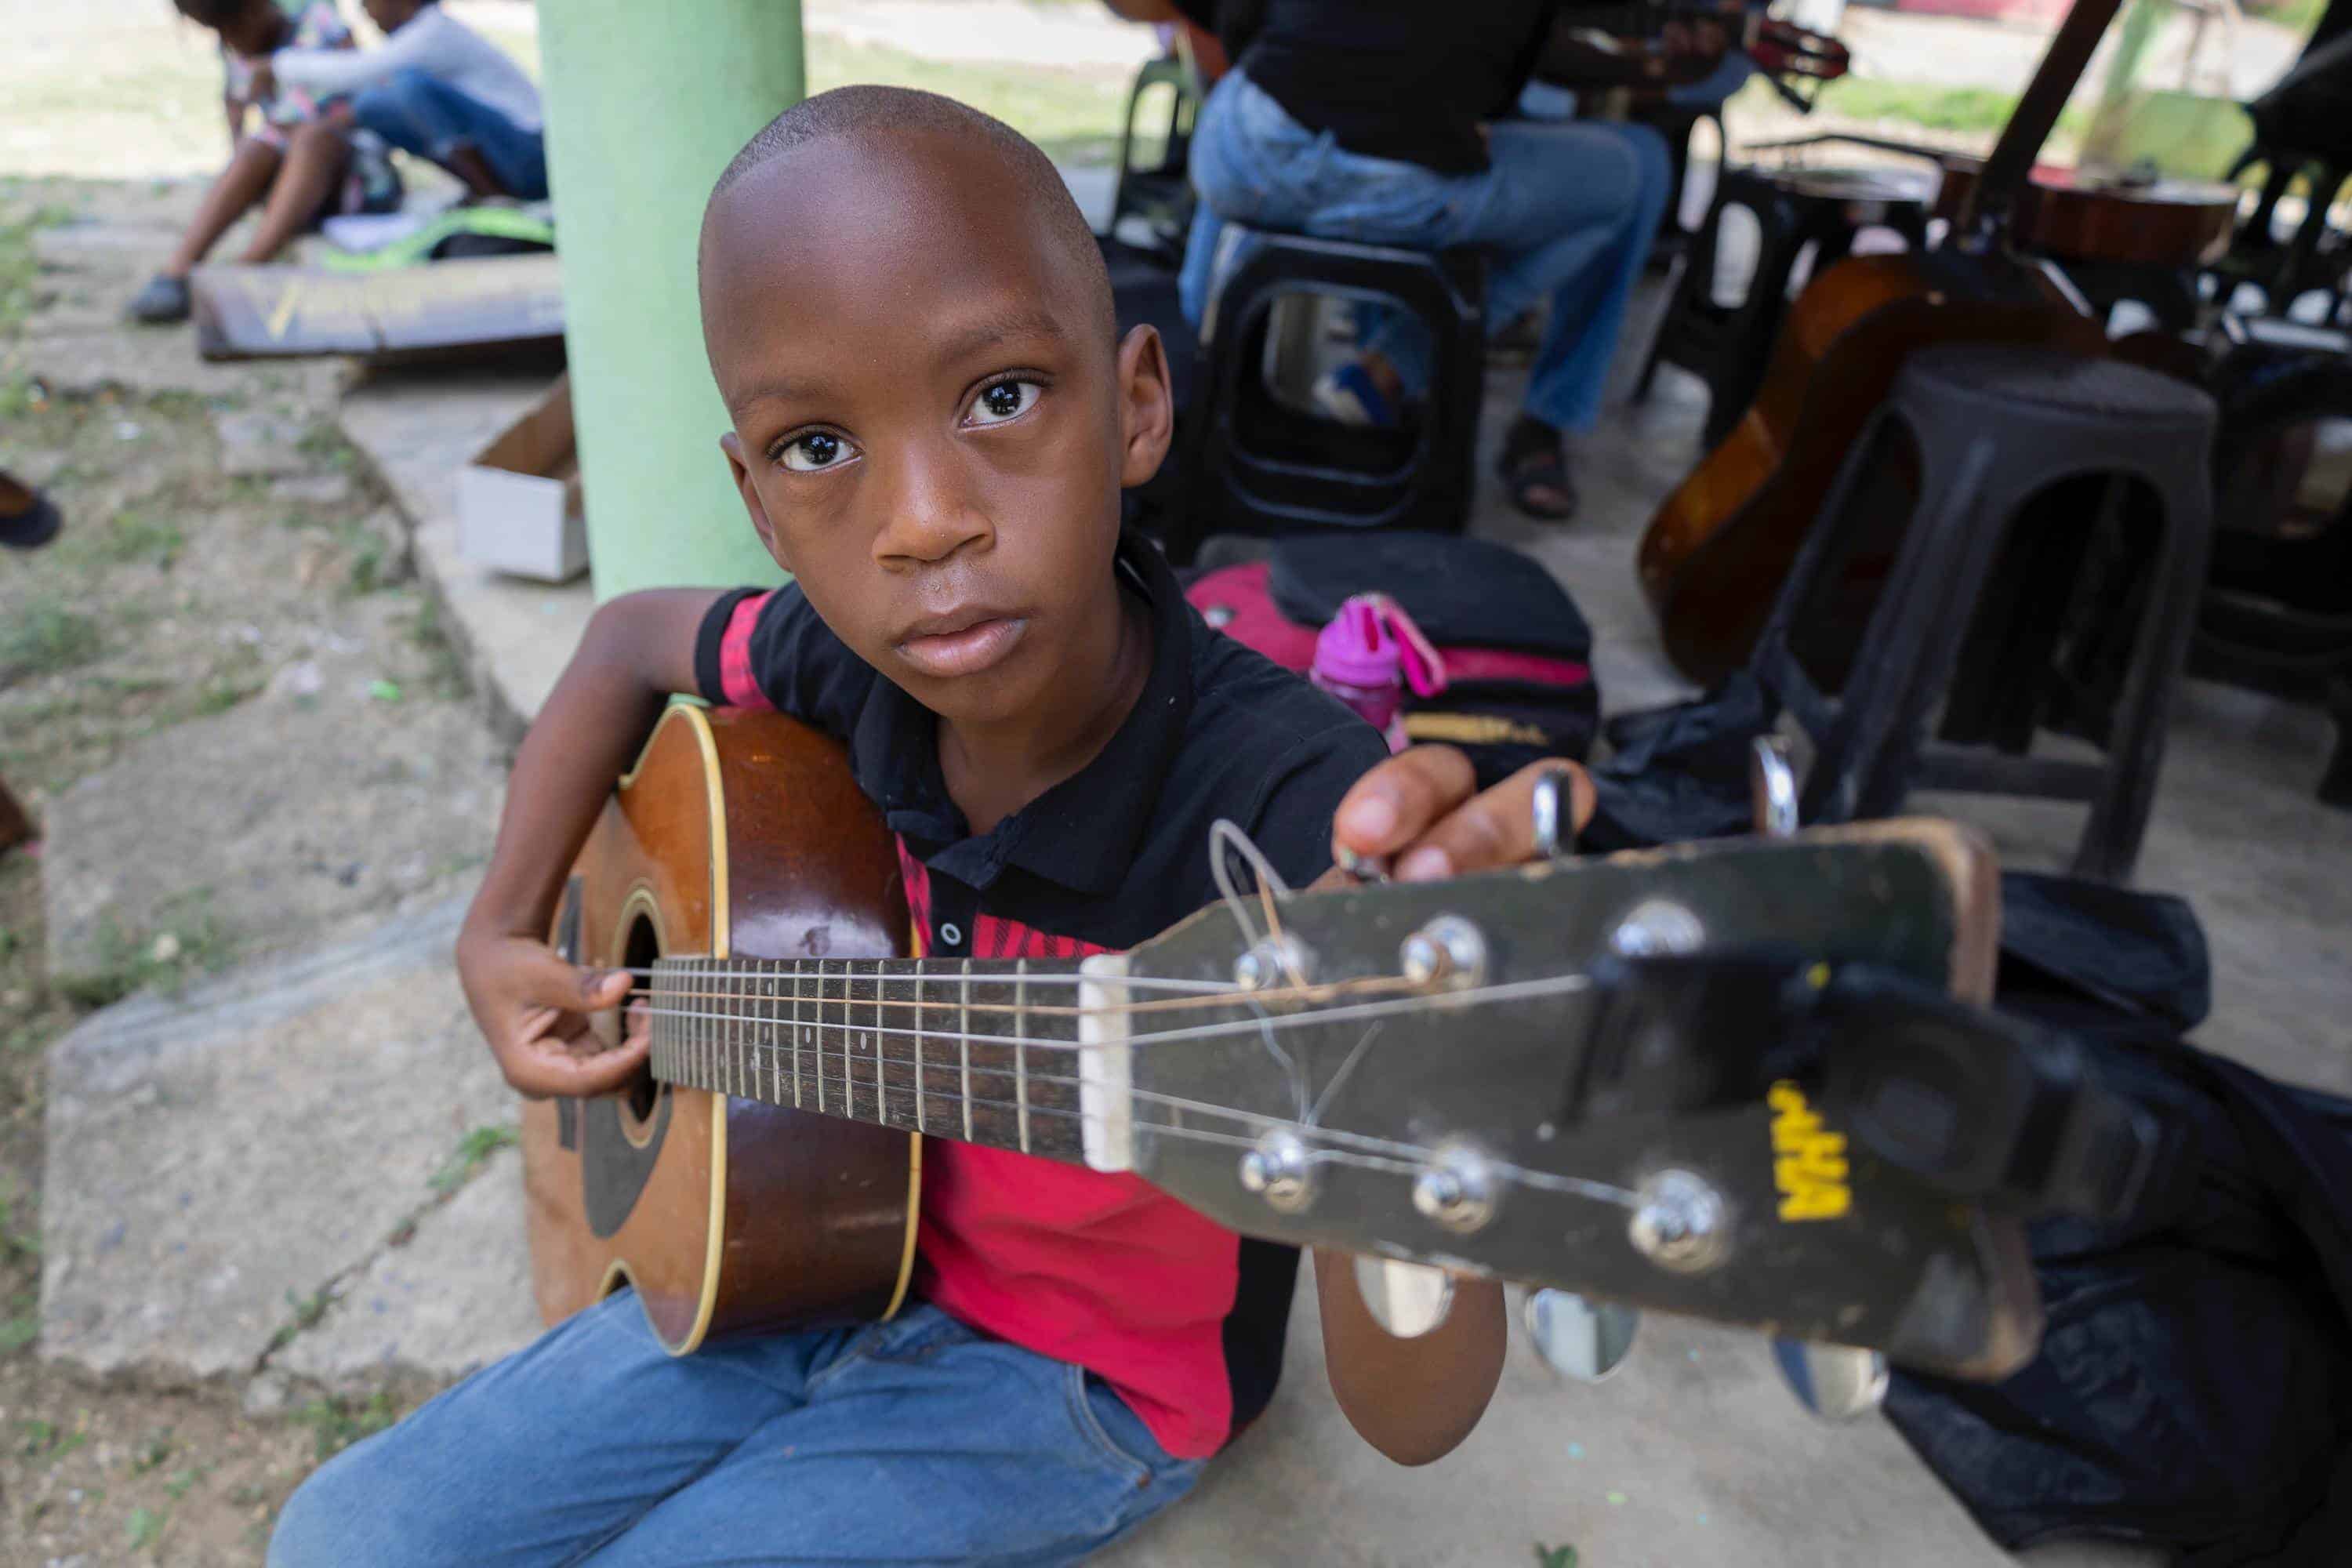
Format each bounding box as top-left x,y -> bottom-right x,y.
1636,252 -> 2112,684
521,705 -> 916,1352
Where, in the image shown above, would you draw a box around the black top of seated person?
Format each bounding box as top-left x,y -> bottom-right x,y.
1233,0 -> 1588,174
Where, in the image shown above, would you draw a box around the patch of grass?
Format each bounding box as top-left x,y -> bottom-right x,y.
0,606 -> 103,685
263,1283 -> 335,1357
126,1504 -> 165,1551
82,506 -> 187,570
57,889 -> 236,1007
430,1123 -> 519,1196
1792,75 -> 2092,147
0,1178 -> 38,1265
0,201 -> 75,336
1534,1547 -> 1578,1568
165,1465 -> 205,1500
293,1392 -> 397,1461
18,1417 -> 89,1462
402,595 -> 470,701
808,38 -> 1128,167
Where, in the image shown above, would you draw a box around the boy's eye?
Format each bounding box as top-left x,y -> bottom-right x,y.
777,430 -> 855,473
966,379 -> 1040,427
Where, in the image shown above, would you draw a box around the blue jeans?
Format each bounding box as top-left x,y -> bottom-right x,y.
268,1296 -> 1202,1566
1181,71 -> 1671,434
352,67 -> 550,201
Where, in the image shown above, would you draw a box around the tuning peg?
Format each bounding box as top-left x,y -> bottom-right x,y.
1751,735 -> 1798,837
1771,1336 -> 1889,1421
1523,1289 -> 1640,1383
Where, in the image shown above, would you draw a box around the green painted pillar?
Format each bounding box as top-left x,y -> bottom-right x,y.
536,0 -> 804,597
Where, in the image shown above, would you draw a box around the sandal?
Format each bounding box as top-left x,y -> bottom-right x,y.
0,470 -> 60,551
1498,417 -> 1577,522
128,273 -> 192,325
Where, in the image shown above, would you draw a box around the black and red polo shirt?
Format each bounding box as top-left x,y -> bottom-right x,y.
694,531 -> 1387,1459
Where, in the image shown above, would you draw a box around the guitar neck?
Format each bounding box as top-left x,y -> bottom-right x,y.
1954,0 -> 2126,241
646,955 -> 1098,1166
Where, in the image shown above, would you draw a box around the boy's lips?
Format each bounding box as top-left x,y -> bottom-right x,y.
894,607 -> 1029,679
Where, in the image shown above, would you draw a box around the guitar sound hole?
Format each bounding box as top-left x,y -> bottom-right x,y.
621,911 -> 664,1127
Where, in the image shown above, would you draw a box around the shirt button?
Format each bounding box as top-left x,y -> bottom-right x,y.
938,922 -> 963,947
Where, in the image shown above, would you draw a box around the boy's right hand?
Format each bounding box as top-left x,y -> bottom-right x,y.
457,929 -> 645,1099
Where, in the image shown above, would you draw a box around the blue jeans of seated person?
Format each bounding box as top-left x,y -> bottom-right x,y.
1180,71 -> 1671,434
267,1294 -> 1203,1567
352,67 -> 550,201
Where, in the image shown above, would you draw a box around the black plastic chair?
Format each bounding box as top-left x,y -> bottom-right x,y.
1108,54 -> 1200,267
1637,165 -> 1933,446
1752,344 -> 2217,883
1171,229 -> 1485,559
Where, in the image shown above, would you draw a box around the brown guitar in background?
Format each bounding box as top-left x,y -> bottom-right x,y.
1635,0 -> 2136,685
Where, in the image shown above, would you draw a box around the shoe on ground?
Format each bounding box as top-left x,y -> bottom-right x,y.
128,274 -> 191,325
0,471 -> 62,551
1312,361 -> 1403,429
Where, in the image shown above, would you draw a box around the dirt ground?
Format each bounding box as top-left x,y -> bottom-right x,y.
0,177 -> 474,1568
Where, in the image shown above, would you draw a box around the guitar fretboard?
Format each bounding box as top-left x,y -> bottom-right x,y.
646,956 -> 1092,1164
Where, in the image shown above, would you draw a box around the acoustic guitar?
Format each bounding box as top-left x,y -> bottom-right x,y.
1635,0 -> 2135,684
523,704 -> 2169,1381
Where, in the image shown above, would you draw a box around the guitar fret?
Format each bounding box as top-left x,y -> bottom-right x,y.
913,969 -> 927,1134
791,963 -> 804,1108
874,977 -> 886,1128
959,959 -> 974,1143
815,960 -> 828,1116
1014,959 -> 1031,1155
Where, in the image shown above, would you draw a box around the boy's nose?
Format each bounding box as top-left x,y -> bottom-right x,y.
873,445 -> 993,567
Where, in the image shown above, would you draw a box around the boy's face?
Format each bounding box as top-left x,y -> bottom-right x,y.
361,0 -> 420,34
215,3 -> 284,54
702,129 -> 1171,730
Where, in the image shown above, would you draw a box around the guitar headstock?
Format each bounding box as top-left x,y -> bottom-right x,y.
1106,818 -> 2061,1380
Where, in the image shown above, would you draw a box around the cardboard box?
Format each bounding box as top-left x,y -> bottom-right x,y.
191,252 -> 564,364
459,376 -> 587,583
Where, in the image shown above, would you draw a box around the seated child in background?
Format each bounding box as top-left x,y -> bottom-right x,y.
130,0 -> 400,325
265,85 -> 1591,1566
251,0 -> 547,204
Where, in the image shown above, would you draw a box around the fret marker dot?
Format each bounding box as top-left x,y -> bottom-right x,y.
938,923 -> 962,946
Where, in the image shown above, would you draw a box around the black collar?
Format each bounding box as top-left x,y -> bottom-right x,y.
850,532 -> 1194,896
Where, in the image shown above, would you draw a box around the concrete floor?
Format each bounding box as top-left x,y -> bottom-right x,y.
329,176 -> 2352,1567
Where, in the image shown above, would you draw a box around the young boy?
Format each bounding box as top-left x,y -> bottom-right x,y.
267,86 -> 1589,1566
129,0 -> 399,325
249,0 -> 548,203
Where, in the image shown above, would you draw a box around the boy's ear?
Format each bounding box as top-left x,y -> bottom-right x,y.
1114,325 -> 1175,489
720,432 -> 793,575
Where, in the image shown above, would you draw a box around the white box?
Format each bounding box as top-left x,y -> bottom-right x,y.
458,375 -> 587,583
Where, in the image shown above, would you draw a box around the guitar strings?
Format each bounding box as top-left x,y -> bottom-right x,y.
634,969 -> 1430,1019
622,968 -> 1595,1055
657,1033 -> 1439,1167
613,967 -> 1241,994
652,1039 -> 1642,1210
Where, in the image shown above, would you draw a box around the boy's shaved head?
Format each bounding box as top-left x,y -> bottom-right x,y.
701,85 -> 1113,344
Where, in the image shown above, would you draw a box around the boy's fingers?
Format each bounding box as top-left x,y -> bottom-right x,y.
500,1029 -> 651,1101
1334,746 -> 1480,858
1389,761 -> 1596,883
513,943 -> 632,1015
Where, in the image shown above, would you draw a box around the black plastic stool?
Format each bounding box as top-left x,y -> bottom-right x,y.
1637,166 -> 1933,445
1175,228 -> 1485,555
1109,54 -> 1200,267
1752,345 -> 2218,882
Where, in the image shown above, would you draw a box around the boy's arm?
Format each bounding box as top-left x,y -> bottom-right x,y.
456,588 -> 722,1100
1310,748 -> 1598,1465
270,13 -> 436,100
